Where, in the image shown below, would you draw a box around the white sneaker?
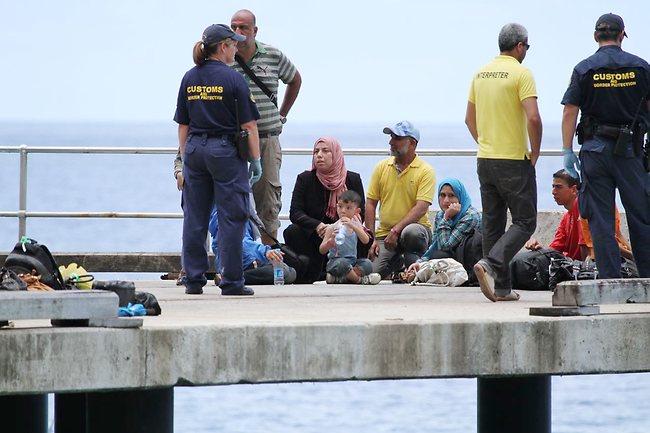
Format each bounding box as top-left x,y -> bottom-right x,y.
361,273 -> 381,285
325,273 -> 337,284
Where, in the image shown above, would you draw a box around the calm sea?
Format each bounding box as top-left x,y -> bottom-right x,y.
1,122 -> 649,432
0,120 -> 572,253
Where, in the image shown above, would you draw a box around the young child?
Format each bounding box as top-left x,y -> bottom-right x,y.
319,190 -> 381,285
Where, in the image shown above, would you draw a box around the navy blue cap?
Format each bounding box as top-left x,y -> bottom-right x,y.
203,24 -> 246,45
595,13 -> 627,37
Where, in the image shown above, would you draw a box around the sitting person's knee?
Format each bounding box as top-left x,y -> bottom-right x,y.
400,223 -> 431,253
327,259 -> 353,277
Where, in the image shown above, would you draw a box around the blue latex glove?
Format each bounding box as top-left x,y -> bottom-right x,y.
562,148 -> 580,179
249,158 -> 262,185
118,303 -> 147,317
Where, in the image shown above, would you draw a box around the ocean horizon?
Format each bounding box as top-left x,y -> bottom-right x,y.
0,120 -> 573,252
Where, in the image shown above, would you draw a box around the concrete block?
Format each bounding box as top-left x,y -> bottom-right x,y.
553,279 -> 650,306
529,306 -> 600,316
0,290 -> 118,321
88,317 -> 143,328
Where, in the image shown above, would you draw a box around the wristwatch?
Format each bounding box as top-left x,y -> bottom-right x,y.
280,116 -> 287,124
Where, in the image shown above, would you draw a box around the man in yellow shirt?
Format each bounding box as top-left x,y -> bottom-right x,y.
465,23 -> 542,302
366,121 -> 436,279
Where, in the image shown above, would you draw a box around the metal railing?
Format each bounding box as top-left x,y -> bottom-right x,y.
0,145 -> 564,239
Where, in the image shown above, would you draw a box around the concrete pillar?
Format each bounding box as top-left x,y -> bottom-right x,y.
55,393 -> 88,433
86,387 -> 173,433
477,375 -> 551,433
0,394 -> 48,433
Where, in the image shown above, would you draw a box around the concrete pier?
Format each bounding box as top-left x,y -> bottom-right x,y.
2,280 -> 650,432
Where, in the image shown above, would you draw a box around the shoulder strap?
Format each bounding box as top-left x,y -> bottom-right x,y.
235,54 -> 278,107
249,215 -> 281,245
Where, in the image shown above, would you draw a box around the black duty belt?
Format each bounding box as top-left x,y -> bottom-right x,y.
191,132 -> 233,140
594,124 -> 625,140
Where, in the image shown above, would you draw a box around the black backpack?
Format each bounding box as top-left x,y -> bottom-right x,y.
134,291 -> 162,316
510,248 -> 566,291
4,238 -> 66,290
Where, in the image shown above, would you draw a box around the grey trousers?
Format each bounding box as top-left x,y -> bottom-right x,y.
372,223 -> 432,278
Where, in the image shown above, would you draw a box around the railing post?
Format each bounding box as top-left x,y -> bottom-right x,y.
18,144 -> 28,240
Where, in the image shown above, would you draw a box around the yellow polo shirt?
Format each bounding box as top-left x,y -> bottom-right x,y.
468,55 -> 537,160
366,155 -> 435,238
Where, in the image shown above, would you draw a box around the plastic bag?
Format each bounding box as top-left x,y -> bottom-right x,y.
59,263 -> 94,289
413,258 -> 468,287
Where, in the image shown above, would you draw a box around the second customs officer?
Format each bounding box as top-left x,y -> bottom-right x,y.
561,13 -> 650,278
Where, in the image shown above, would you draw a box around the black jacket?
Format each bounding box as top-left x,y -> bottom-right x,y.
289,169 -> 366,235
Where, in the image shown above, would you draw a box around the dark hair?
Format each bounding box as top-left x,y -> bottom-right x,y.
338,190 -> 362,207
553,169 -> 580,188
595,28 -> 621,42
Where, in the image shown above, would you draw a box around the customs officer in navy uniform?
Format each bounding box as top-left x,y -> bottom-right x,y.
561,13 -> 650,278
174,24 -> 262,295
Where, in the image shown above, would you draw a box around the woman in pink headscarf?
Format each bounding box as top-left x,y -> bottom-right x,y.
284,137 -> 367,283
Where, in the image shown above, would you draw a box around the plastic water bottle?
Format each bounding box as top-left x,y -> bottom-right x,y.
273,248 -> 284,285
335,223 -> 347,245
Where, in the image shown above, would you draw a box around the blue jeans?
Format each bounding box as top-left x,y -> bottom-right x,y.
326,257 -> 373,278
477,158 -> 537,296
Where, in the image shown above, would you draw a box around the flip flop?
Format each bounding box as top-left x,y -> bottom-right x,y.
474,261 -> 497,302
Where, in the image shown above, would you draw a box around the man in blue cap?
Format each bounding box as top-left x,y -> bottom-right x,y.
561,13 -> 650,279
365,121 -> 436,280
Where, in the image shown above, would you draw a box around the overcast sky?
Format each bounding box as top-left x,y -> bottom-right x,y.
2,0 -> 649,125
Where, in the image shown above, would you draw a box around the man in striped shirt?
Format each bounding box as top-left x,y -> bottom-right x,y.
231,9 -> 302,244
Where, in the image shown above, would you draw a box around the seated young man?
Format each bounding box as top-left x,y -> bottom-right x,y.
525,169 -> 633,261
524,169 -> 587,260
512,170 -> 636,289
510,170 -> 586,290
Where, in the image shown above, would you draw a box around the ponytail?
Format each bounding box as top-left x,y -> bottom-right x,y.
192,38 -> 233,66
193,41 -> 207,66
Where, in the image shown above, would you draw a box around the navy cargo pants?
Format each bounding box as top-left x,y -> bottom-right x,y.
182,134 -> 250,292
579,137 -> 650,278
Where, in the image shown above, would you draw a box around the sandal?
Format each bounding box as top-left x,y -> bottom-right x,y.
496,291 -> 520,301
